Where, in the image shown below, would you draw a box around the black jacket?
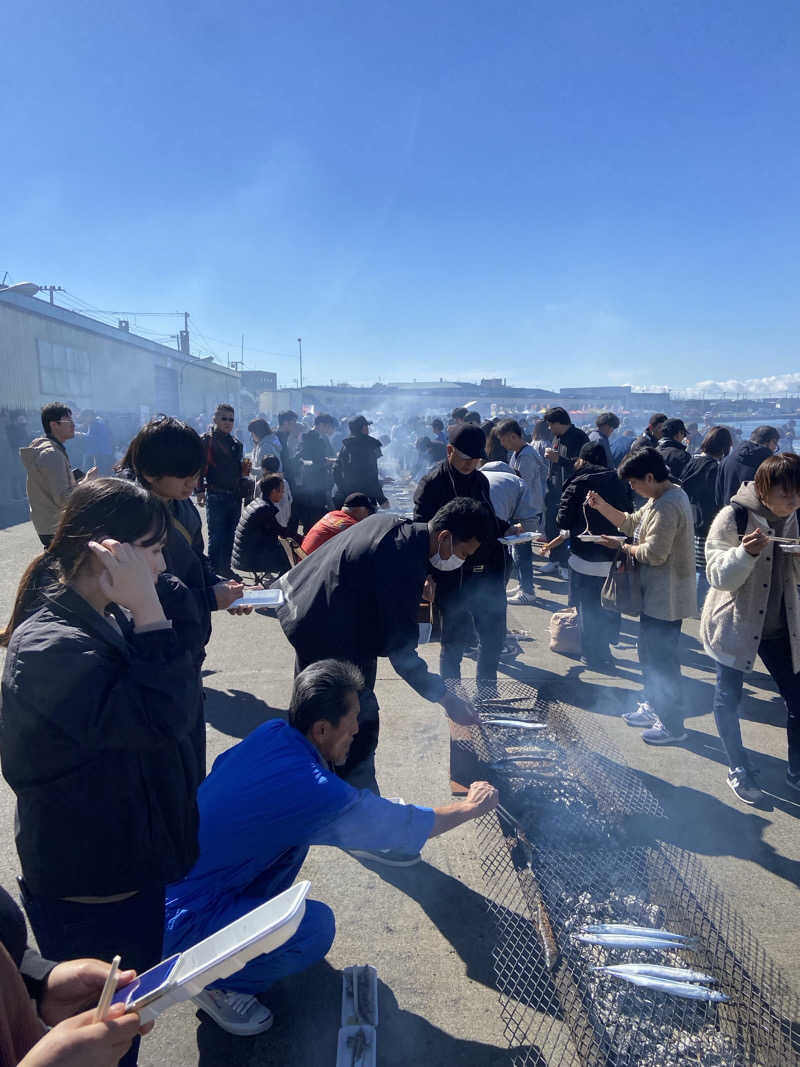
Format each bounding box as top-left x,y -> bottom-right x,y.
631,427 -> 660,453
0,586 -> 201,896
199,429 -> 243,494
165,497 -> 220,649
547,424 -> 589,494
232,497 -> 288,572
680,453 -> 721,536
555,465 -> 632,563
333,434 -> 387,505
657,437 -> 691,480
0,884 -> 55,1002
716,440 -> 773,510
296,429 -> 334,502
413,461 -> 508,574
277,513 -> 445,701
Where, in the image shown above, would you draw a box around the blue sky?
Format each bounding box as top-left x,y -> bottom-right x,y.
4,2 -> 799,391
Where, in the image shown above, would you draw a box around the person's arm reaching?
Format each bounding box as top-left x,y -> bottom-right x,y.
311,781 -> 498,855
429,780 -> 499,836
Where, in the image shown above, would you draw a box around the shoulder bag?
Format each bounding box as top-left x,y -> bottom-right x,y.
601,545 -> 642,616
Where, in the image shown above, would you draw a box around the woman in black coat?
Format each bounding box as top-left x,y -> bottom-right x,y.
0,480 -> 201,1067
546,443 -> 632,669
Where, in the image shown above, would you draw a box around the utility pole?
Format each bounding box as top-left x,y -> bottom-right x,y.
39,285 -> 64,305
297,337 -> 303,390
178,311 -> 190,354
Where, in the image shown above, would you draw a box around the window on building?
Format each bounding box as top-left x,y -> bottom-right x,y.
38,340 -> 92,401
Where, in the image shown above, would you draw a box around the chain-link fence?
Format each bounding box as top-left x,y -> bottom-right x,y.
448,680 -> 800,1066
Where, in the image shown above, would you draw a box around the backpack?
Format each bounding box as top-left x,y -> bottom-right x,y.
680,455 -> 719,534
730,501 -> 749,538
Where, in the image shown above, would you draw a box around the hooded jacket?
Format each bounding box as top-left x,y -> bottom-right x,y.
716,440 -> 774,511
701,483 -> 800,673
481,461 -> 540,529
19,436 -> 75,536
680,453 -> 721,536
657,437 -> 691,480
556,464 -> 632,564
332,434 -> 387,505
0,585 -> 202,896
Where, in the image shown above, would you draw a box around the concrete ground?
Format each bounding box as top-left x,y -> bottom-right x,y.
1,515 -> 799,1066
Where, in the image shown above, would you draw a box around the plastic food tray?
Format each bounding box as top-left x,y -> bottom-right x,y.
119,881 -> 309,1023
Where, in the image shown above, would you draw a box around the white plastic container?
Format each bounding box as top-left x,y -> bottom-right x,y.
113,880 -> 309,1023
228,588 -> 284,608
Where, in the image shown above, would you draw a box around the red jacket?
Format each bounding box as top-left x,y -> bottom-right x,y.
300,510 -> 358,554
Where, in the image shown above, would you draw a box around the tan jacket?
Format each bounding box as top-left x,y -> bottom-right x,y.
618,484 -> 697,621
701,489 -> 800,674
19,436 -> 76,536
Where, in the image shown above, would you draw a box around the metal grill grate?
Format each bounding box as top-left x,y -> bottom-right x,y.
448,680 -> 800,1066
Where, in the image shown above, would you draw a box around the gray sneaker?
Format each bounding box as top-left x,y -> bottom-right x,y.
623,702 -> 657,727
727,768 -> 762,805
193,989 -> 274,1035
539,562 -> 558,575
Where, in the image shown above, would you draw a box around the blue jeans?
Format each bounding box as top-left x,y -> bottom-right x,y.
21,883 -> 165,1067
512,541 -> 535,595
712,632 -> 800,773
206,490 -> 241,575
637,614 -> 684,733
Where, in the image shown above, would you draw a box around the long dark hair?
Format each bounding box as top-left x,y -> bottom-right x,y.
0,478 -> 169,646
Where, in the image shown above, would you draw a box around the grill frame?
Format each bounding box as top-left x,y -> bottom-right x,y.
449,680 -> 800,1066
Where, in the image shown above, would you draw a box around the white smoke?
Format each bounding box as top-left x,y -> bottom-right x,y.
631,372 -> 800,399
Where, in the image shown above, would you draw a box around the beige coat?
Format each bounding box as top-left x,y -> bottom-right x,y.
618,485 -> 697,621
701,492 -> 800,674
19,436 -> 76,536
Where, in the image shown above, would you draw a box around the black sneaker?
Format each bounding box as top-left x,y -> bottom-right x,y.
786,768 -> 800,792
727,767 -> 762,805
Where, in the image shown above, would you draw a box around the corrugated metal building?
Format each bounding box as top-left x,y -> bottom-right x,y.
0,290 -> 240,418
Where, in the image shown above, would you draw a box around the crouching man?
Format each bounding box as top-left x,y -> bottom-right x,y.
163,659 -> 498,1037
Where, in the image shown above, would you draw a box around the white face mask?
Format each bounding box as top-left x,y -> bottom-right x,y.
430,550 -> 465,572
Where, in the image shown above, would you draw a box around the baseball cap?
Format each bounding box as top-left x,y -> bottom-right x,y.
343,493 -> 376,512
447,423 -> 487,459
348,415 -> 372,434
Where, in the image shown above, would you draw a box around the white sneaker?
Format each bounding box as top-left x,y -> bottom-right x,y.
539,562 -> 558,575
557,567 -> 569,580
193,988 -> 274,1036
507,590 -> 537,605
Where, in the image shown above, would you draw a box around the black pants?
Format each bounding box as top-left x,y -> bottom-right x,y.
637,613 -> 684,732
20,881 -> 165,1067
437,570 -> 506,682
712,632 -> 800,773
295,655 -> 380,793
569,569 -> 618,663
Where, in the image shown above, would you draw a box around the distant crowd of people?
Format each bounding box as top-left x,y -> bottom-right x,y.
0,396 -> 799,1063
